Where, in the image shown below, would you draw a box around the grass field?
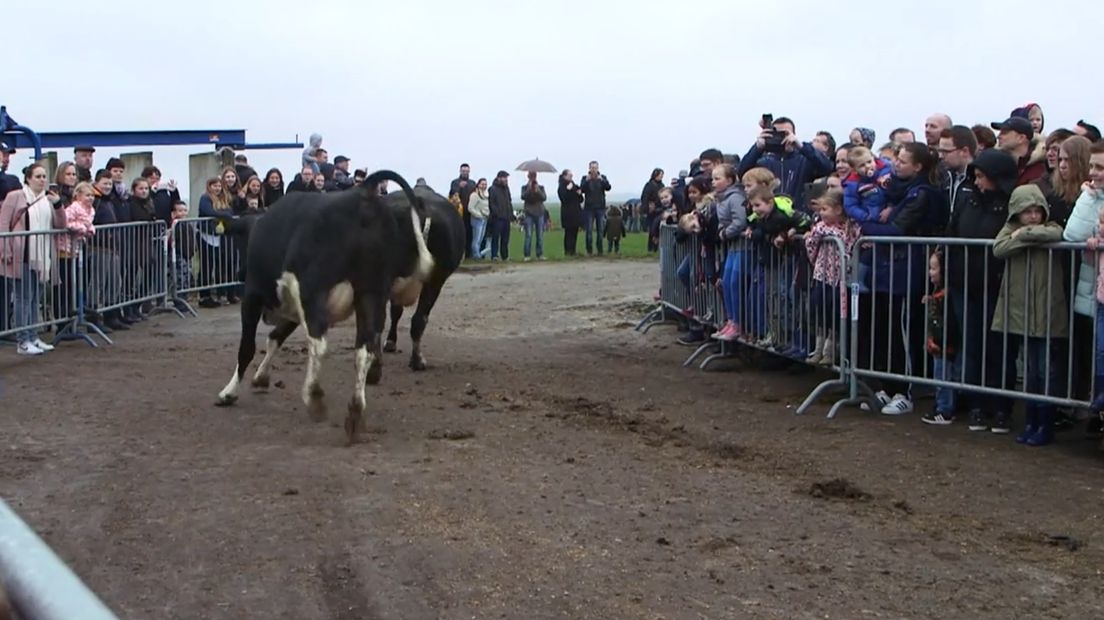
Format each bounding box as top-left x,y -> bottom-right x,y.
470,227 -> 655,262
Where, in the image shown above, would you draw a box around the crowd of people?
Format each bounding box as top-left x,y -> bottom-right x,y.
651,105 -> 1104,447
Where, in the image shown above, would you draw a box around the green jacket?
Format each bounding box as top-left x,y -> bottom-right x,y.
991,184 -> 1068,338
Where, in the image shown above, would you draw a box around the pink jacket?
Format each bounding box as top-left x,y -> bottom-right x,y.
0,188 -> 67,281
805,219 -> 860,287
57,200 -> 95,256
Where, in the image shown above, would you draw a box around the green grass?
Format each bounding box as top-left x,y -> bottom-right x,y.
466,227 -> 655,263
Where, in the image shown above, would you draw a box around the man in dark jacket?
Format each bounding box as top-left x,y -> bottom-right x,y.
488,170 -> 514,261
736,116 -> 834,210
233,153 -> 258,186
332,155 -> 354,190
580,160 -> 611,255
450,163 -> 477,257
0,141 -> 20,199
74,145 -> 95,183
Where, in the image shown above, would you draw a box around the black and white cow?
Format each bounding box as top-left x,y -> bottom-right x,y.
214,170 -> 435,442
381,184 -> 466,370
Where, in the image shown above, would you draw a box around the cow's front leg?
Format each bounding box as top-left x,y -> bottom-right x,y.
301,308 -> 329,422
252,319 -> 298,389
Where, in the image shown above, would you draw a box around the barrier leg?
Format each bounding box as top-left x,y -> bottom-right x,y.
52,316 -> 101,348
636,304 -> 682,333
682,341 -> 715,368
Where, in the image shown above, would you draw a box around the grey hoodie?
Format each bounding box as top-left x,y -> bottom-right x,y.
715,184 -> 748,241
302,133 -> 323,174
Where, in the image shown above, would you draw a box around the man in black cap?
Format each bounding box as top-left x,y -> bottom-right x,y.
0,141 -> 20,199
74,145 -> 95,183
991,116 -> 1046,186
332,155 -> 353,190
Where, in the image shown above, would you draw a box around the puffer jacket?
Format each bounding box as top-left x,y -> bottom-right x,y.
991,184 -> 1067,338
1062,187 -> 1104,316
946,184 -> 1010,299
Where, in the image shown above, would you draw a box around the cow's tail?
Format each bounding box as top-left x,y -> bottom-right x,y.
364,170 -> 435,281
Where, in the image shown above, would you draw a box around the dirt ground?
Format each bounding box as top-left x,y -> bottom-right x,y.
2,259 -> 1103,620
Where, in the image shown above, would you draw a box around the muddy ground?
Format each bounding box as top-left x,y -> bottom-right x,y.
2,259 -> 1103,620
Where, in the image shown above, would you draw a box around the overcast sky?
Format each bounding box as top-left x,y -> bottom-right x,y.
5,0 -> 1102,201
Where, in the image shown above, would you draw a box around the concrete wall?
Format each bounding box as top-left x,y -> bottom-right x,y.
42,151 -> 58,185
120,151 -> 153,186
188,149 -> 234,217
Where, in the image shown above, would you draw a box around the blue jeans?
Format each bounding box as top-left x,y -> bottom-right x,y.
471,218 -> 489,259
13,262 -> 44,344
677,255 -> 691,293
582,209 -> 607,255
721,249 -> 745,325
995,335 -> 1057,416
1096,304 -> 1104,379
523,214 -> 544,258
933,356 -> 959,414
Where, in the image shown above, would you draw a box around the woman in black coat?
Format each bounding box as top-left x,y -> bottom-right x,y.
558,169 -> 584,256
640,167 -> 665,251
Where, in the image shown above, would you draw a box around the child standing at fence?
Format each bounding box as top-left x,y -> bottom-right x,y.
991,184 -> 1067,445
55,182 -> 97,326
712,164 -> 750,341
920,250 -> 959,425
842,146 -> 893,223
170,200 -> 197,310
744,185 -> 811,348
804,187 -> 858,365
605,202 -> 625,254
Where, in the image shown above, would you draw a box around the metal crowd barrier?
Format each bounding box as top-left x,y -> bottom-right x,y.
644,226 -> 1101,420
840,236 -> 1094,415
0,230 -> 77,347
169,217 -> 243,313
0,499 -> 117,619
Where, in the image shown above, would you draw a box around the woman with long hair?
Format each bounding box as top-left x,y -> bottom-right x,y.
238,175 -> 266,213
0,162 -> 66,355
53,161 -> 78,208
468,178 -> 491,259
1036,135 -> 1090,226
197,177 -> 237,308
641,168 -> 665,249
263,168 -> 285,206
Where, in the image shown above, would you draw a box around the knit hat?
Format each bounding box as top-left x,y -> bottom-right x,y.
856,127 -> 876,147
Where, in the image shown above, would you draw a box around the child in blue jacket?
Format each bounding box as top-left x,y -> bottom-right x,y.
843,146 -> 893,223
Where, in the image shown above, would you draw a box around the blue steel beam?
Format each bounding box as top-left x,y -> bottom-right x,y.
235,142 -> 305,150
4,129 -> 248,150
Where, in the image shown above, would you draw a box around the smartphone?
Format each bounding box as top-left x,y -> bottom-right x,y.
48,184 -> 59,193
762,113 -> 773,127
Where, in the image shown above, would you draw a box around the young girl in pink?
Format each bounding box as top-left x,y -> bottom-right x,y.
804,186 -> 860,364
55,181 -> 96,318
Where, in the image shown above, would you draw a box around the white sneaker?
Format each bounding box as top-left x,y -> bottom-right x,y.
861,390 -> 891,412
32,338 -> 55,352
17,341 -> 44,356
881,394 -> 913,416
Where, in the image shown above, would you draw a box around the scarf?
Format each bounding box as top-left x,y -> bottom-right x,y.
23,187 -> 53,280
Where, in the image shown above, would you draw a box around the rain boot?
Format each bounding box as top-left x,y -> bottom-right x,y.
805,330 -> 824,364
1016,404 -> 1038,444
1026,408 -> 1054,447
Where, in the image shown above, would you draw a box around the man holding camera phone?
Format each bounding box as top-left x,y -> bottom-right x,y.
736,114 -> 834,210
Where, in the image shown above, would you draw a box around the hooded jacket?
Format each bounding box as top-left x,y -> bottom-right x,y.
991,184 -> 1067,338
737,141 -> 834,209
715,184 -> 748,241
488,179 -> 513,220
1062,187 -> 1104,316
302,133 -> 323,174
945,149 -> 1019,297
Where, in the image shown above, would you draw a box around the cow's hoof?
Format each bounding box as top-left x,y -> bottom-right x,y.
307,396 -> 327,422
383,340 -> 398,354
251,374 -> 270,389
366,363 -> 382,385
409,356 -> 427,372
345,401 -> 362,445
214,394 -> 238,407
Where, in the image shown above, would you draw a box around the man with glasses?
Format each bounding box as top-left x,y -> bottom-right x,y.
937,125 -> 978,210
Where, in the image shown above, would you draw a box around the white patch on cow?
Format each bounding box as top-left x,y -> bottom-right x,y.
353,346 -> 373,411
277,271 -> 307,325
218,364 -> 241,402
326,281 -> 355,323
390,277 -> 423,308
253,338 -> 280,385
410,207 -> 435,281
302,336 -> 327,406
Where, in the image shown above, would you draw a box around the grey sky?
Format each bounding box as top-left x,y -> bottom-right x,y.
6,0 -> 1102,201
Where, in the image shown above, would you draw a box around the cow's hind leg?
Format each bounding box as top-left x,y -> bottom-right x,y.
300,301 -> 330,422
217,295 -> 263,406
252,319 -> 298,389
384,300 -> 403,353
347,293 -> 384,444
409,283 -> 443,372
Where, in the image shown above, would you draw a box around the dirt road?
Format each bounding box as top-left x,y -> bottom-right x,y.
1,260 -> 1102,619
